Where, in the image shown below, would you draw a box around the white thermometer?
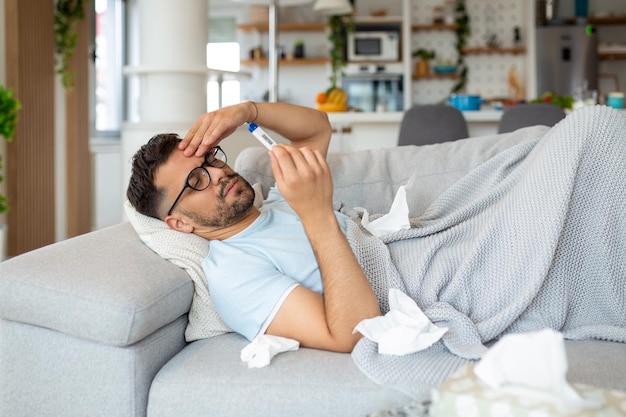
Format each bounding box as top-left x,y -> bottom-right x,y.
247,122 -> 278,150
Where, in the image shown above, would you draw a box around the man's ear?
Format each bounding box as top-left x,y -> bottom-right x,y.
164,214 -> 195,234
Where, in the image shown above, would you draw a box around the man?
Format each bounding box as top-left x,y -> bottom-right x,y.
127,101 -> 381,353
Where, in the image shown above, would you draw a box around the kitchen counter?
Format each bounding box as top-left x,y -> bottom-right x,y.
326,109 -> 504,152
327,109 -> 504,124
326,108 -> 626,152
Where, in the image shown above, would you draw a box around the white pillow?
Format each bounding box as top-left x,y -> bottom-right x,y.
122,183 -> 266,341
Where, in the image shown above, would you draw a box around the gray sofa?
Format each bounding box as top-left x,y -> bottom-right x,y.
1,125 -> 625,417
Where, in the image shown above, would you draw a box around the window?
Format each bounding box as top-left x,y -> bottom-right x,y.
207,17 -> 241,111
92,0 -> 125,135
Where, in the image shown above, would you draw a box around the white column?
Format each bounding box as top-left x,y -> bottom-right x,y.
121,0 -> 208,204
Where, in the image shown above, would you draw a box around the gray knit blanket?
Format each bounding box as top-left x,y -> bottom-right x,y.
345,106 -> 626,401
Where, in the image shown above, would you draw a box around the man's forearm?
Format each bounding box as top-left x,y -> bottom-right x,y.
253,102 -> 331,155
302,212 -> 381,351
268,144 -> 380,352
179,101 -> 331,158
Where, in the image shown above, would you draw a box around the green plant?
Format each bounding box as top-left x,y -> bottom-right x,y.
0,85 -> 21,214
54,0 -> 89,88
328,15 -> 354,90
326,14 -> 354,90
412,48 -> 436,61
450,0 -> 470,94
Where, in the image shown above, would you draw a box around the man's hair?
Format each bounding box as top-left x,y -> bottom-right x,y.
126,133 -> 181,219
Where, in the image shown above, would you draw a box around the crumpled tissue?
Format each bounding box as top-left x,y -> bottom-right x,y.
474,328 -> 604,412
360,185 -> 410,237
240,335 -> 299,368
353,288 -> 448,355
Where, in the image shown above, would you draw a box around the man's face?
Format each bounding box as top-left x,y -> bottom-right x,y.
155,148 -> 255,229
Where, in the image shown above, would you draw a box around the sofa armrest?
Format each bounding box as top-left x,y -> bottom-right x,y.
0,222 -> 194,347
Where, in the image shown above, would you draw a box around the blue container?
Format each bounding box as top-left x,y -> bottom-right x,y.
448,94 -> 484,111
606,93 -> 624,109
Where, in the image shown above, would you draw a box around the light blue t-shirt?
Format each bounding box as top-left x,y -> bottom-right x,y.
202,187 -> 348,341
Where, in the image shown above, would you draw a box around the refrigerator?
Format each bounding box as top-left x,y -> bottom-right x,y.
535,25 -> 598,97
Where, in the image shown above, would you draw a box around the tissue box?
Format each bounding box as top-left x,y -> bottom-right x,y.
429,364 -> 626,417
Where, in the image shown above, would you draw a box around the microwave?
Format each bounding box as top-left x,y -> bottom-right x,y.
347,31 -> 400,62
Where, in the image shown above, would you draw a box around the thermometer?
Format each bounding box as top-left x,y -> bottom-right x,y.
247,122 -> 278,150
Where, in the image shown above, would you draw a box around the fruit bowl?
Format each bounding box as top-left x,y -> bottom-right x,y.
315,88 -> 349,112
316,102 -> 348,112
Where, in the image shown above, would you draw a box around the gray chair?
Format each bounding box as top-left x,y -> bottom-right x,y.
498,103 -> 566,134
397,104 -> 470,146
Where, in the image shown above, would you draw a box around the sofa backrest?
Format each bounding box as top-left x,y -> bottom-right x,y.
234,125 -> 548,217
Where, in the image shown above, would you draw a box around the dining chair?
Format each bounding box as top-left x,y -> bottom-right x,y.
397,104 -> 470,146
497,103 -> 566,134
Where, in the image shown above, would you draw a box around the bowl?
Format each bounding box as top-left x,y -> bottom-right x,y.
316,102 -> 348,112
434,65 -> 458,74
448,94 -> 484,111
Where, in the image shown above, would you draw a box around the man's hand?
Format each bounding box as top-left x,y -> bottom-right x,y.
180,102 -> 255,157
269,144 -> 334,222
179,102 -> 332,159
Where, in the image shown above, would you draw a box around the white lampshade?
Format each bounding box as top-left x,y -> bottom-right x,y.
313,0 -> 353,15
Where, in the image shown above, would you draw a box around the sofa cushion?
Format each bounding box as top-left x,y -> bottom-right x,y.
147,333 -> 413,417
0,223 -> 194,347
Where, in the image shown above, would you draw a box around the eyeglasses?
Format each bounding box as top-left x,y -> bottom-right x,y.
166,146 -> 227,216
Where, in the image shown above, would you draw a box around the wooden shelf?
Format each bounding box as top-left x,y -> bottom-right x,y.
241,57 -> 330,67
587,16 -> 626,25
599,52 -> 626,60
353,16 -> 403,24
462,47 -> 526,55
413,73 -> 460,80
237,22 -> 326,33
412,23 -> 458,31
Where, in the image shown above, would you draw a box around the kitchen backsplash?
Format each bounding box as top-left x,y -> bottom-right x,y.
411,0 -> 526,104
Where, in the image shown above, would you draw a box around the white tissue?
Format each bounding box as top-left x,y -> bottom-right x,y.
354,288 -> 448,355
240,335 -> 299,368
474,329 -> 604,412
361,185 -> 410,237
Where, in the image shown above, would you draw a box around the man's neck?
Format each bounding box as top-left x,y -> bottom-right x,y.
195,207 -> 261,241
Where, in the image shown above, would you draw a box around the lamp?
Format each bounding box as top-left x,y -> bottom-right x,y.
313,0 -> 353,15
231,0 -> 313,102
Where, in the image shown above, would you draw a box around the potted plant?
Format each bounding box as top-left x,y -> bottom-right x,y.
0,84 -> 20,260
326,14 -> 354,90
0,85 -> 20,214
293,39 -> 305,59
451,0 -> 470,94
54,0 -> 88,88
412,48 -> 436,77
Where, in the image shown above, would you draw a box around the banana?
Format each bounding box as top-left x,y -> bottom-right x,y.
327,89 -> 340,103
326,88 -> 347,104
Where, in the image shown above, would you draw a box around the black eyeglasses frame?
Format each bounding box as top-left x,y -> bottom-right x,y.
166,146 -> 227,216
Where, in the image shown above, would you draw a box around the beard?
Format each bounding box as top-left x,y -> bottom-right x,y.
181,174 -> 256,229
